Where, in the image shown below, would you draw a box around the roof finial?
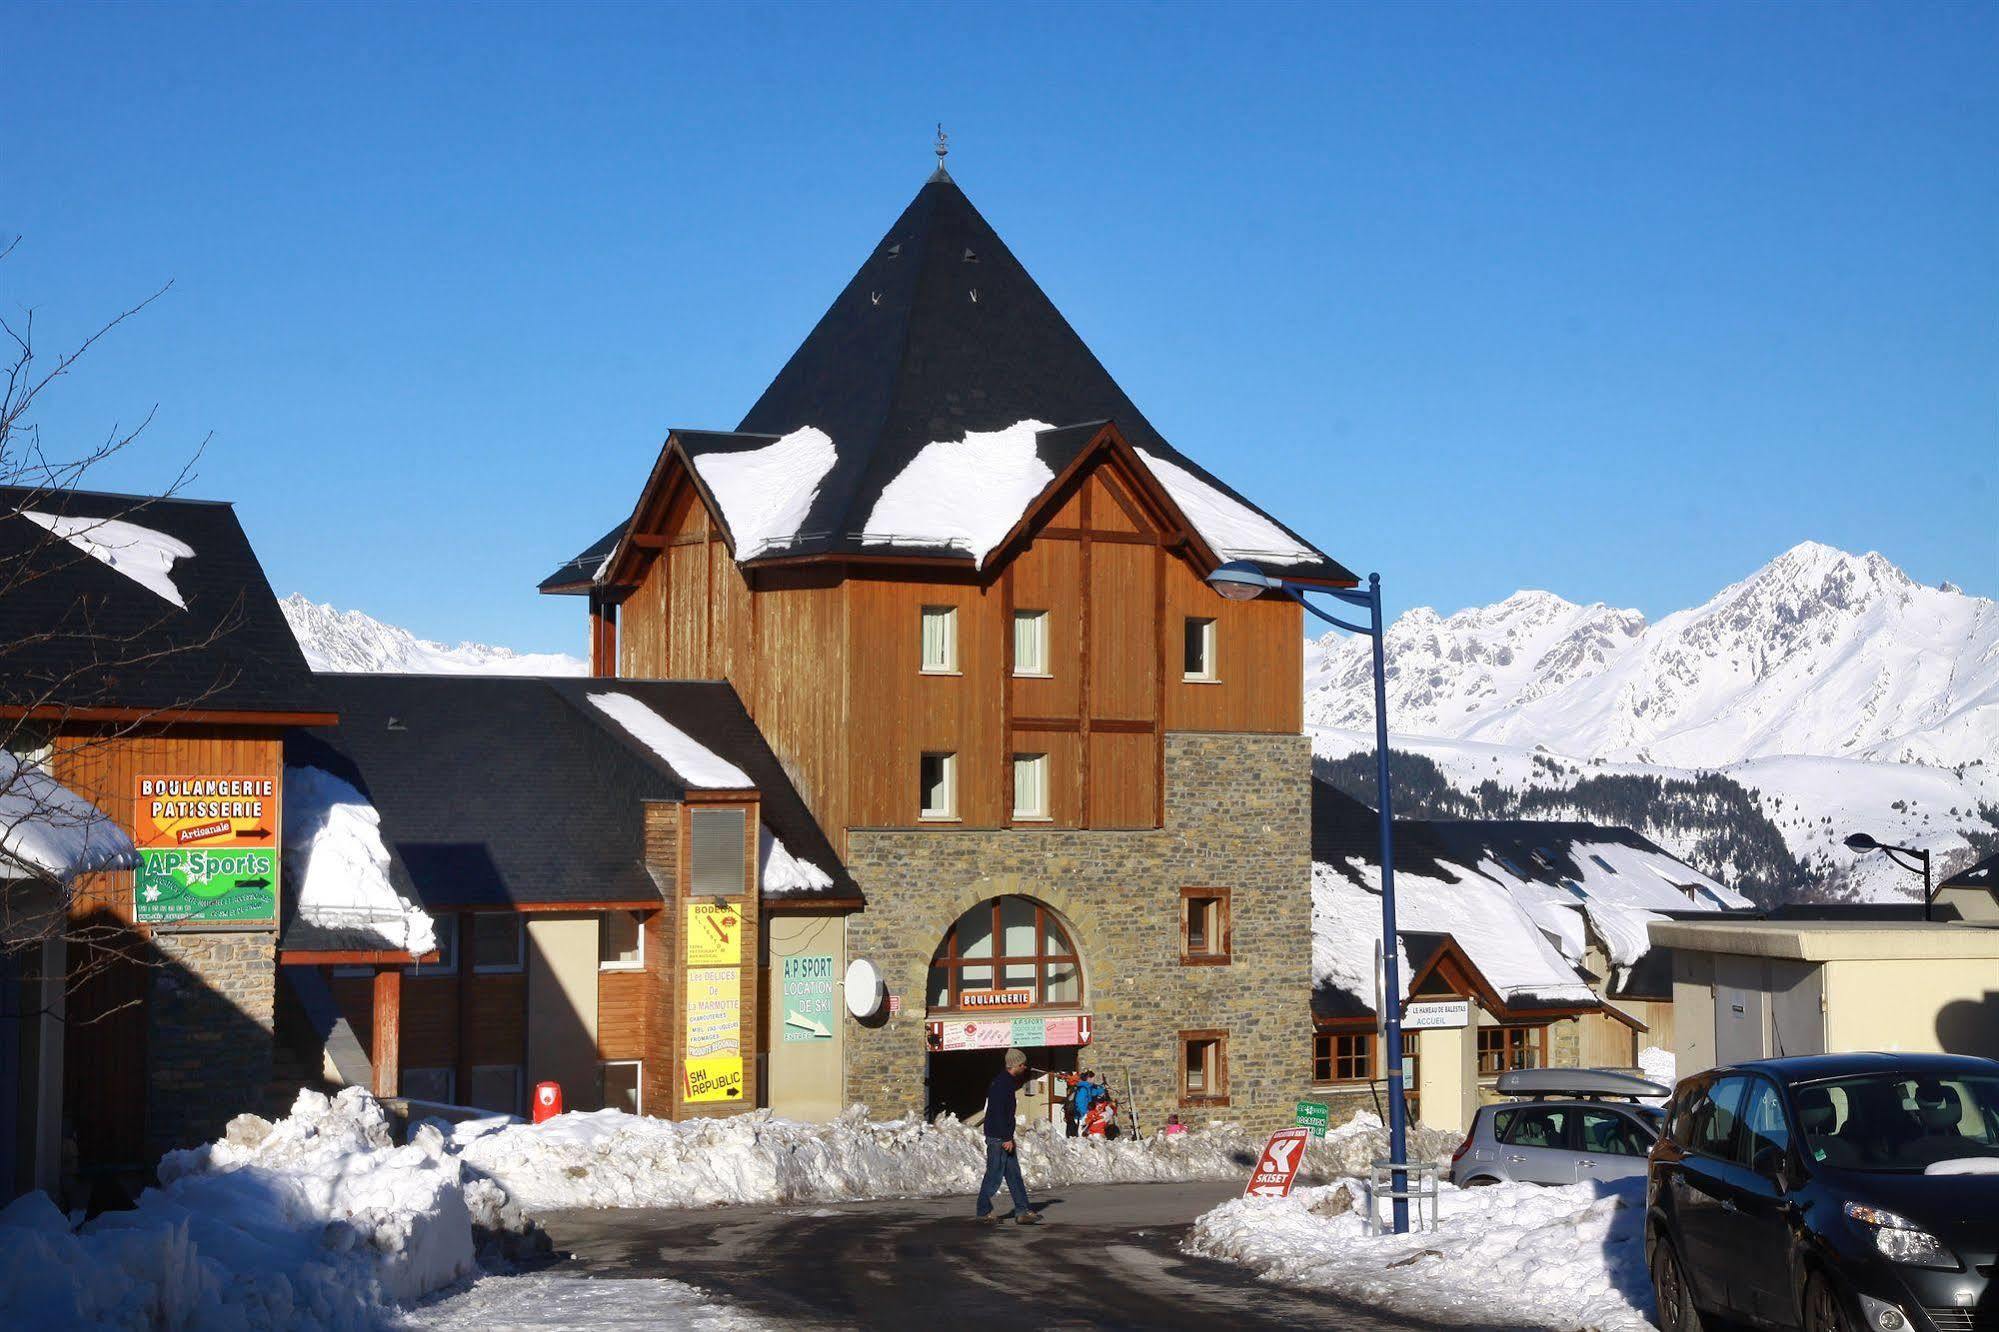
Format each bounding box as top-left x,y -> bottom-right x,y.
930,123 -> 952,182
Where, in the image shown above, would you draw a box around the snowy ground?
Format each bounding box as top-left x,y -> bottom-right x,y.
1188,1175 -> 1655,1332
400,1273 -> 774,1330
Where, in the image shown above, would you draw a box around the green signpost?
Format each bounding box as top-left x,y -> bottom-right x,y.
134,847 -> 278,926
1294,1099 -> 1331,1137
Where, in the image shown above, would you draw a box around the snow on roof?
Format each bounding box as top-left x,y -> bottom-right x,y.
586,691 -> 753,789
21,509 -> 195,609
0,753 -> 135,880
690,426 -> 839,559
1313,855 -> 1596,1009
282,765 -> 435,955
1313,863 -> 1410,1008
860,420 -> 1055,566
1137,449 -> 1322,566
760,824 -> 834,898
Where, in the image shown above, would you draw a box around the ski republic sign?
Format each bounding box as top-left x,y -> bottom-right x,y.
1244,1126 -> 1311,1199
133,774 -> 278,926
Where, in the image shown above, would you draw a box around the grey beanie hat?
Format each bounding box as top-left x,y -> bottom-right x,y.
1004,1048 -> 1028,1070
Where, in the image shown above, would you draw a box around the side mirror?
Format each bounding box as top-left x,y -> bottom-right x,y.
1752,1146 -> 1791,1190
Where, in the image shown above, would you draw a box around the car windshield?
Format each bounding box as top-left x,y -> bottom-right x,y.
1792,1072 -> 1999,1174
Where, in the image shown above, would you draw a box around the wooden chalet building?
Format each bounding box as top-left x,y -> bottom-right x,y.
543,163 -> 1356,1128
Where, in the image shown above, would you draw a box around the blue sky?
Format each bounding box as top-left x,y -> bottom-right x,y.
6,2 -> 1993,653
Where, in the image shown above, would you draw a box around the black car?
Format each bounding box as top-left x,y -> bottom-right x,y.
1646,1052 -> 1999,1332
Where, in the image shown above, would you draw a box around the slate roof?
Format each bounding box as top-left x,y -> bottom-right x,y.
546,174 -> 1348,589
1941,850 -> 1998,892
0,487 -> 323,716
282,674 -> 855,913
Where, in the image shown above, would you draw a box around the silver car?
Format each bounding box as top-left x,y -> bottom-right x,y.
1449,1068 -> 1669,1187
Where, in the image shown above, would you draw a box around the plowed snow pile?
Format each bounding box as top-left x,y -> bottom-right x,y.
453,1106 -> 1459,1212
1188,1175 -> 1653,1331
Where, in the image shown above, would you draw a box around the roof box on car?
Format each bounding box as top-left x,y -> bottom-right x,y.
1495,1068 -> 1670,1101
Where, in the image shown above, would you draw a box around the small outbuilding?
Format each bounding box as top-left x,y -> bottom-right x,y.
1649,918 -> 1999,1077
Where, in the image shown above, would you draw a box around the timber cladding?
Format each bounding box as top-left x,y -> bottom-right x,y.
842,731 -> 1317,1135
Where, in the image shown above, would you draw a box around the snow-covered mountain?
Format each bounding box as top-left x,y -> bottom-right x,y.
1307,542 -> 1997,767
1306,543 -> 1999,902
280,595 -> 586,676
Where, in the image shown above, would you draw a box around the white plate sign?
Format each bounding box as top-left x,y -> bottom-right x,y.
1401,999 -> 1470,1030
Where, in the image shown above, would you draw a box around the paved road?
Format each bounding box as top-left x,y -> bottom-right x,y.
534,1181 -> 1504,1331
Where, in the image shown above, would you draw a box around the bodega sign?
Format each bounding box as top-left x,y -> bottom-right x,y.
134,774 -> 278,927
1244,1127 -> 1311,1199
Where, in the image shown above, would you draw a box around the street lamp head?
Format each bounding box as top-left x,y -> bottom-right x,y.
1207,560 -> 1278,602
1844,832 -> 1880,852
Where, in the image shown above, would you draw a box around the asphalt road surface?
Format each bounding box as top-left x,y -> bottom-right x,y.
534,1180 -> 1504,1331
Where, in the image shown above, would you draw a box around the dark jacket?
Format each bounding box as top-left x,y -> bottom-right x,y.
983,1070 -> 1019,1140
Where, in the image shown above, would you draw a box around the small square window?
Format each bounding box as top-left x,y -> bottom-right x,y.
600,910 -> 644,969
471,914 -> 524,973
598,1060 -> 642,1115
920,752 -> 957,820
1012,610 -> 1049,676
1181,1032 -> 1227,1103
402,1067 -> 455,1105
406,915 -> 458,977
689,807 -> 748,896
468,1065 -> 522,1115
1181,889 -> 1230,963
1011,753 -> 1049,820
920,606 -> 958,673
1183,617 -> 1217,681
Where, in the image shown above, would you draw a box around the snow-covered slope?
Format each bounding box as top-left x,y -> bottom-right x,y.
1308,542 -> 1998,767
280,595 -> 585,676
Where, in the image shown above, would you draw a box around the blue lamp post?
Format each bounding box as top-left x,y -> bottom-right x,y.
1207,559 -> 1410,1234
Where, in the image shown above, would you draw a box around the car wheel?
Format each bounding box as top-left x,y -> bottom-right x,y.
1803,1272 -> 1849,1332
1652,1242 -> 1704,1332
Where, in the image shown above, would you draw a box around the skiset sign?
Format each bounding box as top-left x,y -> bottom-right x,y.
133,774 -> 278,927
1244,1127 -> 1311,1198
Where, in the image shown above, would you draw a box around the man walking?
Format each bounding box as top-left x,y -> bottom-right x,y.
975,1048 -> 1041,1225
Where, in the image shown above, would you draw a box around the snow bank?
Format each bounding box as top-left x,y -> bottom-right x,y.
759,825 -> 832,897
407,1272 -> 773,1330
1188,1176 -> 1654,1332
452,1105 -> 1458,1214
1137,449 -> 1322,565
21,508 -> 195,608
0,1088 -> 481,1330
284,766 -> 435,956
0,752 -> 135,880
691,427 -> 838,559
861,420 -> 1055,566
587,692 -> 753,789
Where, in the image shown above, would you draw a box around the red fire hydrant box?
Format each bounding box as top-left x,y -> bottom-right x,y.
532,1081 -> 562,1123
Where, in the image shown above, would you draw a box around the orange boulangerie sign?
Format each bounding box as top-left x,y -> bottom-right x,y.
136,775 -> 276,849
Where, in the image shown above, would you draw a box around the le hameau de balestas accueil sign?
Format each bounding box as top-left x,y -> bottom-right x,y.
133,775 -> 278,927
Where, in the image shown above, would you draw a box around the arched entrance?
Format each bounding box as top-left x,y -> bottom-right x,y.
922,896 -> 1092,1125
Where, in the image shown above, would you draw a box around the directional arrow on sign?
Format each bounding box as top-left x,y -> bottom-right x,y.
243,826 -> 273,840
234,877 -> 271,890
784,1010 -> 831,1038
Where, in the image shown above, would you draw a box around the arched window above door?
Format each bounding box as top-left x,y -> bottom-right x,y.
927,896 -> 1082,1012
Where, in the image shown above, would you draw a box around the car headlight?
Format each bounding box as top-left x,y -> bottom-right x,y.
1843,1202 -> 1958,1269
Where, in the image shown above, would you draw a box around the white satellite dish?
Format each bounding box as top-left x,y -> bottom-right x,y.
844,958 -> 884,1019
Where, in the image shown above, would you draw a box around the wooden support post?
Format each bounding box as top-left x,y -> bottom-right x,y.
371,966 -> 402,1098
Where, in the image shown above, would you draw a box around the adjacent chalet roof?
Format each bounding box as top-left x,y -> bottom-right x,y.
0,487 -> 325,719
544,173 -> 1352,592
0,752 -> 135,882
1308,782 -> 1748,1023
279,675 -> 855,940
1941,850 -> 1997,894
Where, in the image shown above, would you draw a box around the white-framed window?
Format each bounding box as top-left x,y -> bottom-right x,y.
598,1060 -> 642,1115
1182,616 -> 1218,682
1012,610 -> 1049,676
402,1067 -> 455,1105
406,914 -> 458,977
470,913 -> 524,974
1011,753 -> 1049,820
468,1064 -> 522,1115
919,752 -> 957,820
599,910 -> 644,970
919,606 -> 958,673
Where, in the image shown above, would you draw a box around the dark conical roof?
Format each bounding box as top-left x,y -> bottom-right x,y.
543,174 -> 1343,587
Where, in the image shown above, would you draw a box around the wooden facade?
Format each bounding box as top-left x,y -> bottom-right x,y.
608,438 -> 1308,851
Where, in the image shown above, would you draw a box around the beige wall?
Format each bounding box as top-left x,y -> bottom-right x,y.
1672,950 -> 1717,1076
1934,886 -> 1999,925
525,914 -> 601,1111
765,912 -> 847,1122
1824,958 -> 1999,1059
1415,1025 -> 1476,1134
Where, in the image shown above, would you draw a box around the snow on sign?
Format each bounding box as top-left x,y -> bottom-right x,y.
133,773 -> 278,926
1244,1127 -> 1311,1199
781,954 -> 835,1042
1402,999 -> 1471,1030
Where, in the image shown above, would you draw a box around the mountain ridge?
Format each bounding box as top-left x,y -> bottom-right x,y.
279,594 -> 587,676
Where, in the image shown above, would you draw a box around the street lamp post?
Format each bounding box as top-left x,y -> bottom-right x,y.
1843,832 -> 1935,920
1207,559 -> 1410,1234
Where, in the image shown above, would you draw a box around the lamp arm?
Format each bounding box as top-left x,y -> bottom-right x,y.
1282,584 -> 1373,636
1879,845 -> 1927,876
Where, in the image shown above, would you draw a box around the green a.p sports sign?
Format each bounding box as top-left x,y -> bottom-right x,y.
134,847 -> 277,925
